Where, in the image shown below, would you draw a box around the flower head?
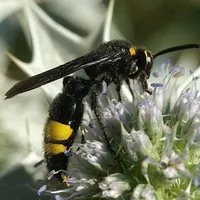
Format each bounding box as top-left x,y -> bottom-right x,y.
36,63 -> 200,200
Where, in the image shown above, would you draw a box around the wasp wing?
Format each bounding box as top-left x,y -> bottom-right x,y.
5,50 -> 122,99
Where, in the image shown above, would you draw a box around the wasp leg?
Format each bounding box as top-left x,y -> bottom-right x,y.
139,72 -> 152,95
90,83 -> 115,153
80,126 -> 85,144
125,79 -> 134,97
116,83 -> 122,102
90,83 -> 106,130
114,76 -> 123,102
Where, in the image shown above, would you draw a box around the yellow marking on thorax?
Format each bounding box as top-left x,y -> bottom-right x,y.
46,120 -> 73,141
129,47 -> 136,56
45,143 -> 67,155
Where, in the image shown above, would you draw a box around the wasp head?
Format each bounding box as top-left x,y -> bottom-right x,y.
129,47 -> 153,80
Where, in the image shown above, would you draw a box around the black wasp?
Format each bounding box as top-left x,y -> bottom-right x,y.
5,40 -> 200,181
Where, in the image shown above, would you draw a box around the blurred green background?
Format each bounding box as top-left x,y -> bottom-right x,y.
0,0 -> 200,199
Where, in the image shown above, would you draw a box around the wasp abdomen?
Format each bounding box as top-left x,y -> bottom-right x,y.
43,77 -> 92,181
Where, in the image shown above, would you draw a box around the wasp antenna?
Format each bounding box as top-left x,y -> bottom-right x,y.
153,44 -> 200,59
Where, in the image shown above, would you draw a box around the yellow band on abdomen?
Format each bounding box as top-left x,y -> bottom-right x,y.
45,120 -> 73,141
45,143 -> 67,155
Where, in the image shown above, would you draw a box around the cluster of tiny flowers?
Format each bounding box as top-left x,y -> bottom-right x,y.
38,62 -> 200,200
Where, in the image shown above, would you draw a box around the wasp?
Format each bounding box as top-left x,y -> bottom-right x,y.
5,40 -> 200,181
